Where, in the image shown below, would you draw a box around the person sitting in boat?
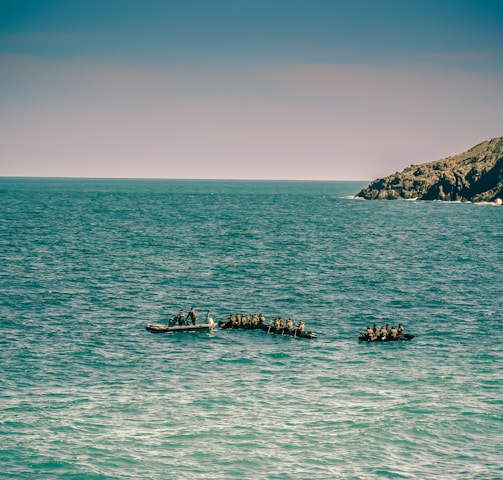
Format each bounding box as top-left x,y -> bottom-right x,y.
365,326 -> 373,339
390,325 -> 398,339
373,324 -> 378,336
384,324 -> 391,339
241,314 -> 249,326
251,314 -> 259,326
176,310 -> 185,325
297,320 -> 305,333
379,325 -> 387,339
259,313 -> 266,325
186,307 -> 197,325
235,313 -> 242,325
397,323 -> 404,335
285,318 -> 293,330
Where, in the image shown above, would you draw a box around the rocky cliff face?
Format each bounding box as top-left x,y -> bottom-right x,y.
356,137 -> 503,203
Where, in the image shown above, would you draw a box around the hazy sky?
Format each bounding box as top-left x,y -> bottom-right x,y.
1,0 -> 502,180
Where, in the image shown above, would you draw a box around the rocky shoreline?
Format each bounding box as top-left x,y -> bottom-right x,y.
356,137 -> 503,204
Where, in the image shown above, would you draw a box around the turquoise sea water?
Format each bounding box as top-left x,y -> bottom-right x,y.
1,178 -> 502,479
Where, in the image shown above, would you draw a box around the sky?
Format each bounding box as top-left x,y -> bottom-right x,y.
1,0 -> 502,180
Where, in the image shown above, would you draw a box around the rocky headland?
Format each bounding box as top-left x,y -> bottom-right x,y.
356,137 -> 503,204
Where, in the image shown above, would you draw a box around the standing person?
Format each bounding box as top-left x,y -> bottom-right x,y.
186,307 -> 197,325
176,310 -> 185,325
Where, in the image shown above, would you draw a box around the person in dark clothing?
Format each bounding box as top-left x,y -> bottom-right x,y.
176,310 -> 185,325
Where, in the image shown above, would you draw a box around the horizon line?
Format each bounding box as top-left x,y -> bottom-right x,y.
0,175 -> 371,182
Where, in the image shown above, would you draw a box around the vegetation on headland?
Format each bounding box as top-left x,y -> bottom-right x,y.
356,137 -> 503,203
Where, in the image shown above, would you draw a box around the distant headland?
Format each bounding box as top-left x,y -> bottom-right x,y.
356,136 -> 503,204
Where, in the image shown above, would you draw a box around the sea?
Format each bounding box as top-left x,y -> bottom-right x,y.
0,178 -> 501,480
